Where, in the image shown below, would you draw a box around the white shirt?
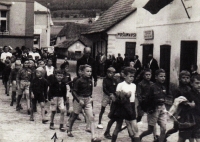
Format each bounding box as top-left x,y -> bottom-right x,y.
29,52 -> 41,60
1,52 -> 12,62
45,66 -> 54,76
116,81 -> 136,102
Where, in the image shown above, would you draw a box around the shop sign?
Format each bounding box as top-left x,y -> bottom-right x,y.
144,30 -> 154,40
116,32 -> 136,39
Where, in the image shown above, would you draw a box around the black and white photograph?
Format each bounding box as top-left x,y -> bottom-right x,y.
0,0 -> 200,141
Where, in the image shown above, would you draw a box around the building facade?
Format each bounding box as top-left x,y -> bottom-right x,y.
0,0 -> 34,48
107,11 -> 137,59
136,0 -> 200,85
34,1 -> 53,49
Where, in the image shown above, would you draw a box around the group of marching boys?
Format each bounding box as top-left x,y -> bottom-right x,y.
1,48 -> 200,142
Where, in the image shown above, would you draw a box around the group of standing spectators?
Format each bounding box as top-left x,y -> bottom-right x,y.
95,52 -> 159,84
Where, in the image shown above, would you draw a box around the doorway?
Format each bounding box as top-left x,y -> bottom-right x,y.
125,42 -> 136,59
160,45 -> 171,92
142,44 -> 153,67
180,41 -> 197,72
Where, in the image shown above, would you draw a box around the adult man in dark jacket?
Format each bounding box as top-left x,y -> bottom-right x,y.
147,54 -> 159,82
134,55 -> 142,82
76,47 -> 97,86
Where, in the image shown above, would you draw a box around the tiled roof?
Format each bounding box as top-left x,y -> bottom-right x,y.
82,0 -> 136,34
57,22 -> 90,38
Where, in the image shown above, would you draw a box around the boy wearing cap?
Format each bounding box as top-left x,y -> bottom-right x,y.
97,67 -> 117,131
48,69 -> 66,132
29,67 -> 48,122
16,60 -> 33,114
9,60 -> 22,106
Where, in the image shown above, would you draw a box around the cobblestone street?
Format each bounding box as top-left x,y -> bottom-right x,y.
0,61 -> 182,142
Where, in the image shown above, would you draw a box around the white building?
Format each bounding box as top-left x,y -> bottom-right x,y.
135,0 -> 200,85
34,1 -> 53,49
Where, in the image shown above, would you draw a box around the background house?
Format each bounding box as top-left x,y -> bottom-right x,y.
55,22 -> 91,59
82,0 -> 136,59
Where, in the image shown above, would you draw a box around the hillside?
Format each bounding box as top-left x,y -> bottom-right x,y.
36,0 -> 118,11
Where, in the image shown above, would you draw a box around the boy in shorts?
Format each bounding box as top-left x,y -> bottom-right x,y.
136,69 -> 159,141
190,74 -> 200,142
140,69 -> 167,142
49,69 -> 66,132
29,67 -> 48,122
111,67 -> 140,142
60,61 -> 72,116
16,59 -> 33,114
67,65 -> 101,142
9,60 -> 21,106
97,67 -> 117,130
165,70 -> 192,141
97,67 -> 117,138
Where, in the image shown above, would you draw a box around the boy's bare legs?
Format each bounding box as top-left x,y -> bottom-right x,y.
112,119 -> 123,142
140,125 -> 154,140
50,111 -> 56,122
84,104 -> 95,139
130,120 -> 140,142
153,125 -> 159,140
196,139 -> 200,142
50,111 -> 56,129
60,109 -> 65,124
159,123 -> 166,142
25,90 -> 30,113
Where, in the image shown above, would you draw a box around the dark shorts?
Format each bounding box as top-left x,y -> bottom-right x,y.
192,127 -> 200,139
108,102 -> 136,121
129,102 -> 136,121
33,93 -> 45,103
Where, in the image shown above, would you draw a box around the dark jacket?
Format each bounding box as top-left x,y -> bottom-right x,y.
2,66 -> 11,82
103,77 -> 118,96
48,75 -> 67,102
76,56 -> 97,81
147,82 -> 167,111
9,68 -> 20,82
30,77 -> 48,99
173,83 -> 191,101
16,68 -> 33,82
148,58 -> 159,82
137,79 -> 154,101
189,89 -> 200,128
62,72 -> 72,89
73,77 -> 93,97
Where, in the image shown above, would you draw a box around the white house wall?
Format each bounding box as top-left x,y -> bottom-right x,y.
136,0 -> 200,84
107,11 -> 137,58
34,1 -> 51,48
10,2 -> 26,35
68,41 -> 85,53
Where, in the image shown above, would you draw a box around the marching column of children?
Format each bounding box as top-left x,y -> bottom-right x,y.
1,45 -> 200,142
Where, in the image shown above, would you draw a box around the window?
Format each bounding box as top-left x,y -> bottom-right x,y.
0,11 -> 7,32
